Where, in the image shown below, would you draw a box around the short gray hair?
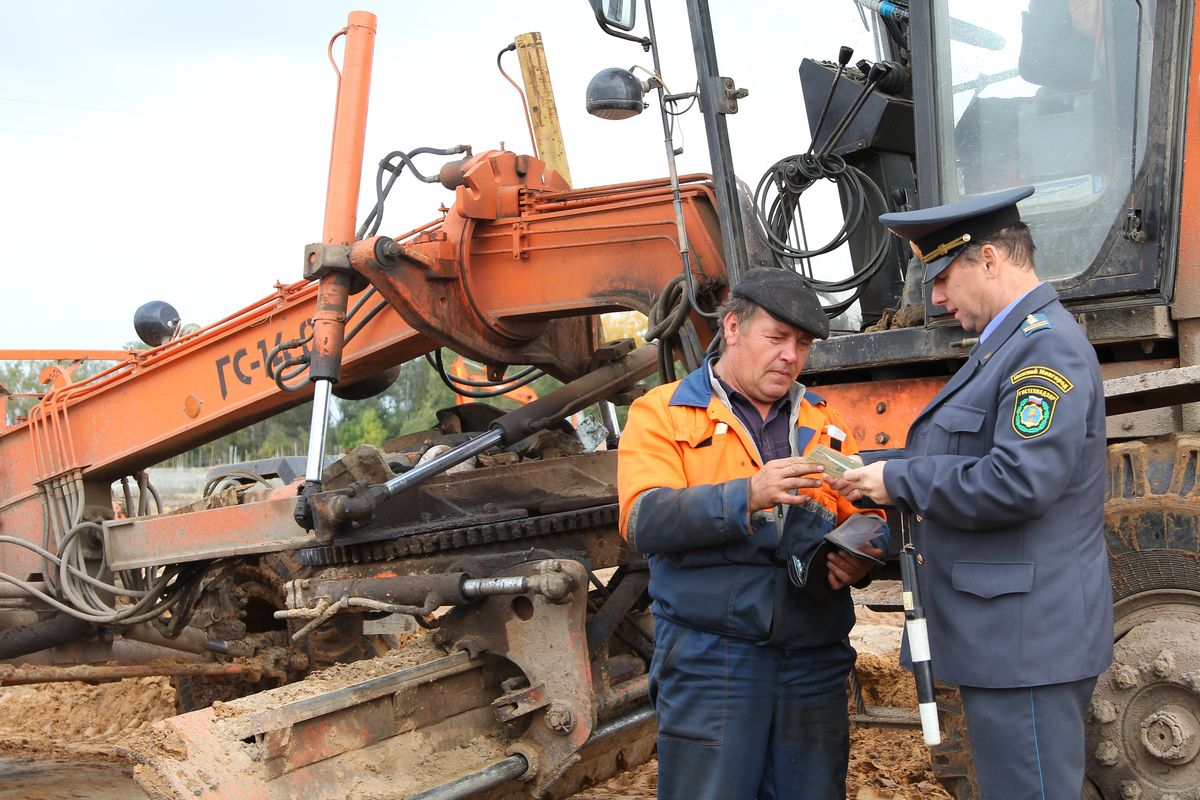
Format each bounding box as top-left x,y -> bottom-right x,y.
713,295 -> 760,353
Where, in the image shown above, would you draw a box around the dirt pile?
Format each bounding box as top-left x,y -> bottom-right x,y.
0,676 -> 175,762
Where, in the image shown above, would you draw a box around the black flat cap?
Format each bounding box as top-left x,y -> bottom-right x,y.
879,185 -> 1034,283
731,267 -> 829,339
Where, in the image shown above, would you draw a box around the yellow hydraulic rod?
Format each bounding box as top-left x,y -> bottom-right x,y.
515,32 -> 572,187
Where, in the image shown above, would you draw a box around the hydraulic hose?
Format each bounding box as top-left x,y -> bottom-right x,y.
0,613 -> 92,660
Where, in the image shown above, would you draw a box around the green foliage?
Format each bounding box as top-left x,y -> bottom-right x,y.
335,405 -> 387,451
333,353 -> 458,450
1,358 -> 112,424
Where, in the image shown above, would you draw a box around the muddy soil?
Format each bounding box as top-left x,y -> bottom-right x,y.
0,609 -> 948,800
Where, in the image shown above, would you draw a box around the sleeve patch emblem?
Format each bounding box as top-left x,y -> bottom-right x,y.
1013,385 -> 1059,438
1009,365 -> 1074,393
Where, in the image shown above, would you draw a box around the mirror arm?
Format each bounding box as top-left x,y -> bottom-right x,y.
596,15 -> 651,48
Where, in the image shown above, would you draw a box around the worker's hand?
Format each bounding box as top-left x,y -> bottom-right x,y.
834,461 -> 892,505
826,543 -> 885,590
749,458 -> 824,511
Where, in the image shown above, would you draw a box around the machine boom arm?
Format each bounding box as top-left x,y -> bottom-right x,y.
0,157 -> 728,579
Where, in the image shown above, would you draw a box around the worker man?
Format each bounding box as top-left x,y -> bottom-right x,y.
836,186 -> 1114,800
618,266 -> 887,800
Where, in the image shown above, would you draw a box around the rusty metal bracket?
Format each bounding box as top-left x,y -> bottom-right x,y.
437,558 -> 595,797
301,243 -> 353,281
492,679 -> 549,723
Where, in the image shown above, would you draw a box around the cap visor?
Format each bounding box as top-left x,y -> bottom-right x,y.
921,253 -> 956,285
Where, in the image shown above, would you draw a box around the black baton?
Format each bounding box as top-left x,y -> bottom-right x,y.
900,543 -> 940,745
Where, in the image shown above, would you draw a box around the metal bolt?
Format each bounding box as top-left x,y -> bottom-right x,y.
875,432 -> 891,445
1121,421 -> 1135,431
544,702 -> 575,735
1091,699 -> 1118,724
876,402 -> 887,414
1140,705 -> 1200,765
1113,665 -> 1140,690
1121,781 -> 1142,799
1094,739 -> 1120,766
1152,649 -> 1177,678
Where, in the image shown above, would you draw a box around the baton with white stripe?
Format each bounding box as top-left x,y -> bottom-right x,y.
900,545 -> 940,745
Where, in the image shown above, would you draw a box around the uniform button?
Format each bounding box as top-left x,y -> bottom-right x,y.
915,514 -> 924,522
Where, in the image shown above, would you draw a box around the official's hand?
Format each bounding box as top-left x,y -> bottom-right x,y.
826,543 -> 885,590
749,458 -> 824,511
834,461 -> 891,505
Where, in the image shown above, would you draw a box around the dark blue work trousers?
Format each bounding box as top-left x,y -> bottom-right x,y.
649,616 -> 853,800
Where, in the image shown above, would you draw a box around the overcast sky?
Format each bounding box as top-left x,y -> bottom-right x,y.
0,1 -> 877,350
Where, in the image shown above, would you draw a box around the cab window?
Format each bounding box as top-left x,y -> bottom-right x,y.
931,0 -> 1152,281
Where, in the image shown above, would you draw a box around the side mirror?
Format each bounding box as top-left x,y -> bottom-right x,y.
589,0 -> 636,33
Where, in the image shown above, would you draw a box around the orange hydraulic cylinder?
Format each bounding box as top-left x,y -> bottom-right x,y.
323,11 -> 376,245
312,10 -> 376,383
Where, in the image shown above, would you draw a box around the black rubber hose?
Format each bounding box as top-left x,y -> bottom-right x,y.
0,613 -> 93,660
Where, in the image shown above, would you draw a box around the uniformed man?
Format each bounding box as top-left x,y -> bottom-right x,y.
618,267 -> 887,800
836,186 -> 1114,799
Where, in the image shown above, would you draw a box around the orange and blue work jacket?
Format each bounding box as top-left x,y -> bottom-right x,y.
618,355 -> 888,648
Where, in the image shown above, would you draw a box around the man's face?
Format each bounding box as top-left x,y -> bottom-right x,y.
721,307 -> 813,406
930,252 -> 992,333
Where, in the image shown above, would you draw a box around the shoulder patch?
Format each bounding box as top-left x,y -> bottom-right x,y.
1021,313 -> 1052,336
1009,365 -> 1074,393
1012,385 -> 1059,438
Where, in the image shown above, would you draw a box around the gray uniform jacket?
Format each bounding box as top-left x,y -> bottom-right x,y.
865,282 -> 1113,688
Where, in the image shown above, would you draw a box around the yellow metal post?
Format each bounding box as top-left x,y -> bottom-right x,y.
515,32 -> 572,187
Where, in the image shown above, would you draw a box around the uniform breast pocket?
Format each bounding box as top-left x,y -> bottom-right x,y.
931,404 -> 988,455
680,430 -> 751,486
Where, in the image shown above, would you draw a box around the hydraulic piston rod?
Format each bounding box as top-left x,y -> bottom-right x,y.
302,11 -> 377,497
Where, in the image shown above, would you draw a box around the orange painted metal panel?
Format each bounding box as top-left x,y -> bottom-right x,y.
0,350 -> 133,361
1172,1 -> 1200,320
816,375 -> 949,450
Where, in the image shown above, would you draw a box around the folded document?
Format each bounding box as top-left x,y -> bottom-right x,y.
807,444 -> 861,480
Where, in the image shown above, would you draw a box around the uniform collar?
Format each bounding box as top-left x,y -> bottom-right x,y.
917,282 -> 1059,419
976,282 -> 1058,357
978,285 -> 1038,344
